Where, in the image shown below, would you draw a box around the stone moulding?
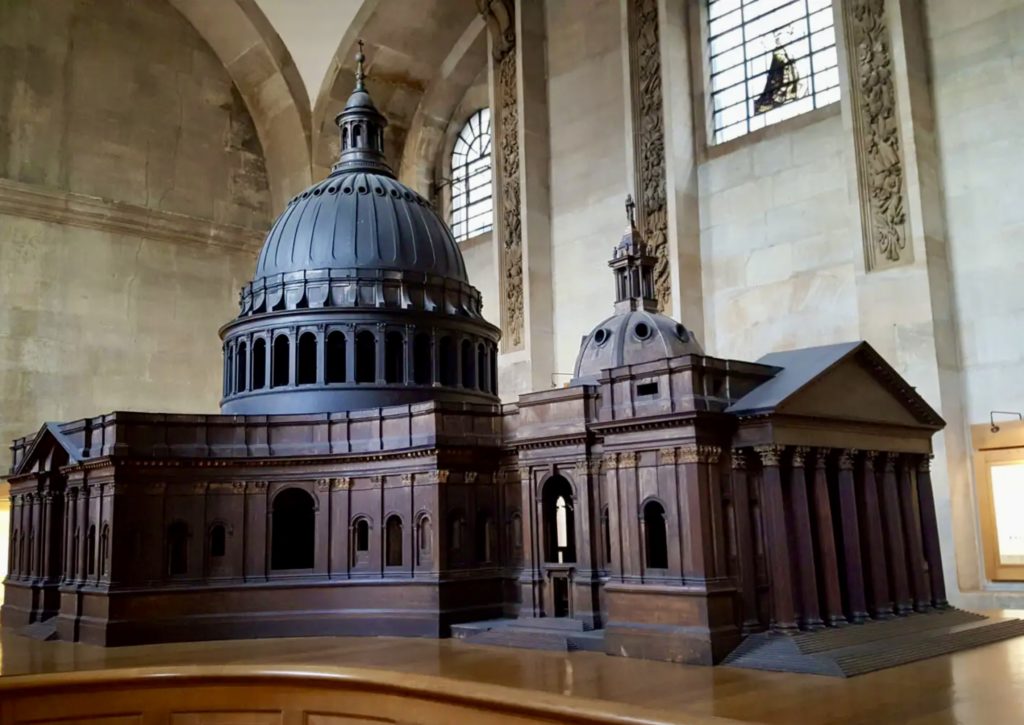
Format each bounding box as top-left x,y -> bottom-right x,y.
628,0 -> 671,310
0,178 -> 264,254
844,0 -> 911,270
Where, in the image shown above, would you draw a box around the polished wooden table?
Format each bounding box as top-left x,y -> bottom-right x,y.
2,616 -> 1023,724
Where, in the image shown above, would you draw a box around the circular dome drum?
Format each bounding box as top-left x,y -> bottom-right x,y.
219,44 -> 499,416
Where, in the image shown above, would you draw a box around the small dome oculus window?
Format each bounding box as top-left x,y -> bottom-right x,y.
593,328 -> 611,346
634,322 -> 652,341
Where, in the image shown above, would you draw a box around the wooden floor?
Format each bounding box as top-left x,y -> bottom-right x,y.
2,614 -> 1024,725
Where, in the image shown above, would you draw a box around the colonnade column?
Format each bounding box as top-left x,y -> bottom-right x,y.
754,445 -> 796,632
730,451 -> 760,633
789,447 -> 823,629
915,456 -> 948,608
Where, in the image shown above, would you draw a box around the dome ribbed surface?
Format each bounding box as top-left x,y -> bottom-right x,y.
255,172 -> 468,283
573,309 -> 704,383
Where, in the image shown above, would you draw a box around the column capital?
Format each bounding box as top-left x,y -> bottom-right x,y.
730,450 -> 749,470
754,445 -> 785,467
917,455 -> 933,473
791,446 -> 812,468
838,449 -> 858,471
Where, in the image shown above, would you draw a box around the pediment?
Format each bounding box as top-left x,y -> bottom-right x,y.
727,341 -> 943,429
11,423 -> 80,477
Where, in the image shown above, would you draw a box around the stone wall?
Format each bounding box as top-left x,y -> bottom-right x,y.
546,0 -> 629,378
698,111 -> 859,360
928,0 -> 1024,428
0,0 -> 270,449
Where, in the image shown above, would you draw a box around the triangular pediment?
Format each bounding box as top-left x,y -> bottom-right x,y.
11,423 -> 80,477
727,342 -> 943,429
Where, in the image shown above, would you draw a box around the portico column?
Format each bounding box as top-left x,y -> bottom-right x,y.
808,450 -> 844,627
478,0 -> 555,398
835,450 -> 867,623
880,452 -> 913,614
916,456 -> 948,608
859,451 -> 893,618
730,450 -> 760,632
755,445 -> 796,632
789,447 -> 823,630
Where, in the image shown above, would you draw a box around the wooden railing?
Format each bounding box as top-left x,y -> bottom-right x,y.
0,664 -> 734,725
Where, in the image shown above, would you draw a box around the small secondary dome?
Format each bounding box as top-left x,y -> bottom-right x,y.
572,196 -> 703,384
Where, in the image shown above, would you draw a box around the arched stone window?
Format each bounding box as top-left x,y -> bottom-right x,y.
297,332 -> 317,385
87,524 -> 97,576
416,514 -> 432,566
460,339 -> 475,389
235,340 -> 248,393
166,521 -> 188,576
450,108 -> 493,242
210,523 -> 227,558
542,476 -> 575,564
355,330 -> 376,383
384,331 -> 404,384
385,515 -> 403,567
413,333 -> 432,385
272,334 -> 290,388
326,330 -> 346,383
643,500 -> 668,570
100,524 -> 110,577
439,336 -> 456,386
253,337 -> 267,390
271,488 -> 315,570
351,517 -> 370,567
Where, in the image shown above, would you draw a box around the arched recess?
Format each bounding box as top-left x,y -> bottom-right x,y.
169,0 -> 313,212
311,0 -> 484,192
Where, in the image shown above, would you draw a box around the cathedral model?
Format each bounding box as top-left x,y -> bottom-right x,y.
4,50 -> 975,671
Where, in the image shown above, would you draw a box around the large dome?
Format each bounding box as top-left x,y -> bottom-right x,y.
219,44 -> 499,416
254,172 -> 468,284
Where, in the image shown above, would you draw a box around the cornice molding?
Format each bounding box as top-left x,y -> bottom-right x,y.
0,178 -> 264,254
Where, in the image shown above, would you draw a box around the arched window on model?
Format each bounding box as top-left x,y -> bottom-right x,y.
325,330 -> 346,383
602,505 -> 612,566
87,524 -> 97,576
643,500 -> 669,570
542,476 -> 576,564
235,340 -> 247,393
167,521 -> 188,576
355,330 -> 376,383
449,512 -> 466,561
385,515 -> 403,567
252,337 -> 267,390
99,524 -> 110,577
476,512 -> 496,564
490,344 -> 498,395
450,108 -> 493,242
460,339 -> 475,389
439,336 -> 456,386
476,343 -> 487,392
351,517 -> 370,567
413,333 -> 432,385
297,332 -> 317,385
416,514 -> 432,566
210,523 -> 227,558
384,331 -> 404,384
272,334 -> 290,387
271,488 -> 315,570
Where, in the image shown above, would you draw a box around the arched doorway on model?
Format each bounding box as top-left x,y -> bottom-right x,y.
541,474 -> 576,618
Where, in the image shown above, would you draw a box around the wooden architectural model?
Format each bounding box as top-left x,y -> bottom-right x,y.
5,50 -> 1018,674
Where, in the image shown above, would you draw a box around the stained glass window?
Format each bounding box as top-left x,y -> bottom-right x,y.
450,108 -> 493,242
708,0 -> 839,144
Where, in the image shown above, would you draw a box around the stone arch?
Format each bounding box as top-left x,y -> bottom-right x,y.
311,0 -> 484,191
169,0 -> 313,212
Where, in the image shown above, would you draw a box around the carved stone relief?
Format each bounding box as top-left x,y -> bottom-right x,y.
629,0 -> 670,310
479,0 -> 523,350
845,0 -> 910,269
